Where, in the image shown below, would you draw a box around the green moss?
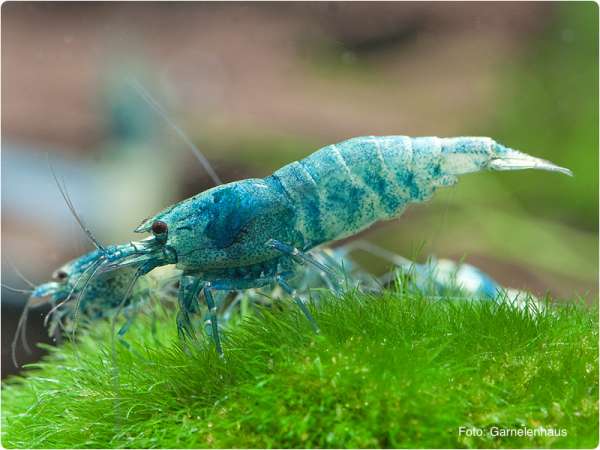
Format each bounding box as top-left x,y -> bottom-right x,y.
2,291 -> 598,448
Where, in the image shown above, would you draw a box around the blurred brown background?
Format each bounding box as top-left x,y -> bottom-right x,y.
2,2 -> 598,376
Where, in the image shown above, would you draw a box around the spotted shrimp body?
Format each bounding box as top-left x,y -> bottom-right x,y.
10,245 -> 180,366
270,136 -> 570,248
97,135 -> 570,356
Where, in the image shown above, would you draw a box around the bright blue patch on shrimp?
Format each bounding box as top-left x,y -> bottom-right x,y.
206,187 -> 254,248
475,269 -> 501,299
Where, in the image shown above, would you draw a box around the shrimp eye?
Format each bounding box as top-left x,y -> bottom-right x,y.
151,220 -> 168,235
53,270 -> 68,281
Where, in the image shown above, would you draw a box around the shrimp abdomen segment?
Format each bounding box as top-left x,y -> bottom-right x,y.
271,136 -> 458,248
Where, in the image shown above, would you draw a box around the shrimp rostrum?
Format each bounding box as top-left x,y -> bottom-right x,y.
95,136 -> 572,356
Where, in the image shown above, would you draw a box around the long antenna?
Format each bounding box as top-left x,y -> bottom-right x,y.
11,297 -> 32,366
7,258 -> 37,288
69,258 -> 106,342
48,157 -> 105,252
127,77 -> 223,186
1,284 -> 33,294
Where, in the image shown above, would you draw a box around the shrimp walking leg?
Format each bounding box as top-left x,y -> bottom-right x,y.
276,275 -> 320,333
199,276 -> 282,354
203,285 -> 224,357
266,239 -> 341,292
176,276 -> 203,341
117,305 -> 141,337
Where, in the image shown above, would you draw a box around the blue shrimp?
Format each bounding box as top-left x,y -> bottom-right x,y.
33,251 -> 179,334
8,245 -> 181,366
340,240 -> 540,308
96,135 -> 571,356
407,258 -> 542,310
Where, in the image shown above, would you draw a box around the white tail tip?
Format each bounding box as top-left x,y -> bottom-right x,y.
489,150 -> 573,176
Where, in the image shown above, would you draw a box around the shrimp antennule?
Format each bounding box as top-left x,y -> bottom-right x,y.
48,157 -> 106,251
127,77 -> 223,186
